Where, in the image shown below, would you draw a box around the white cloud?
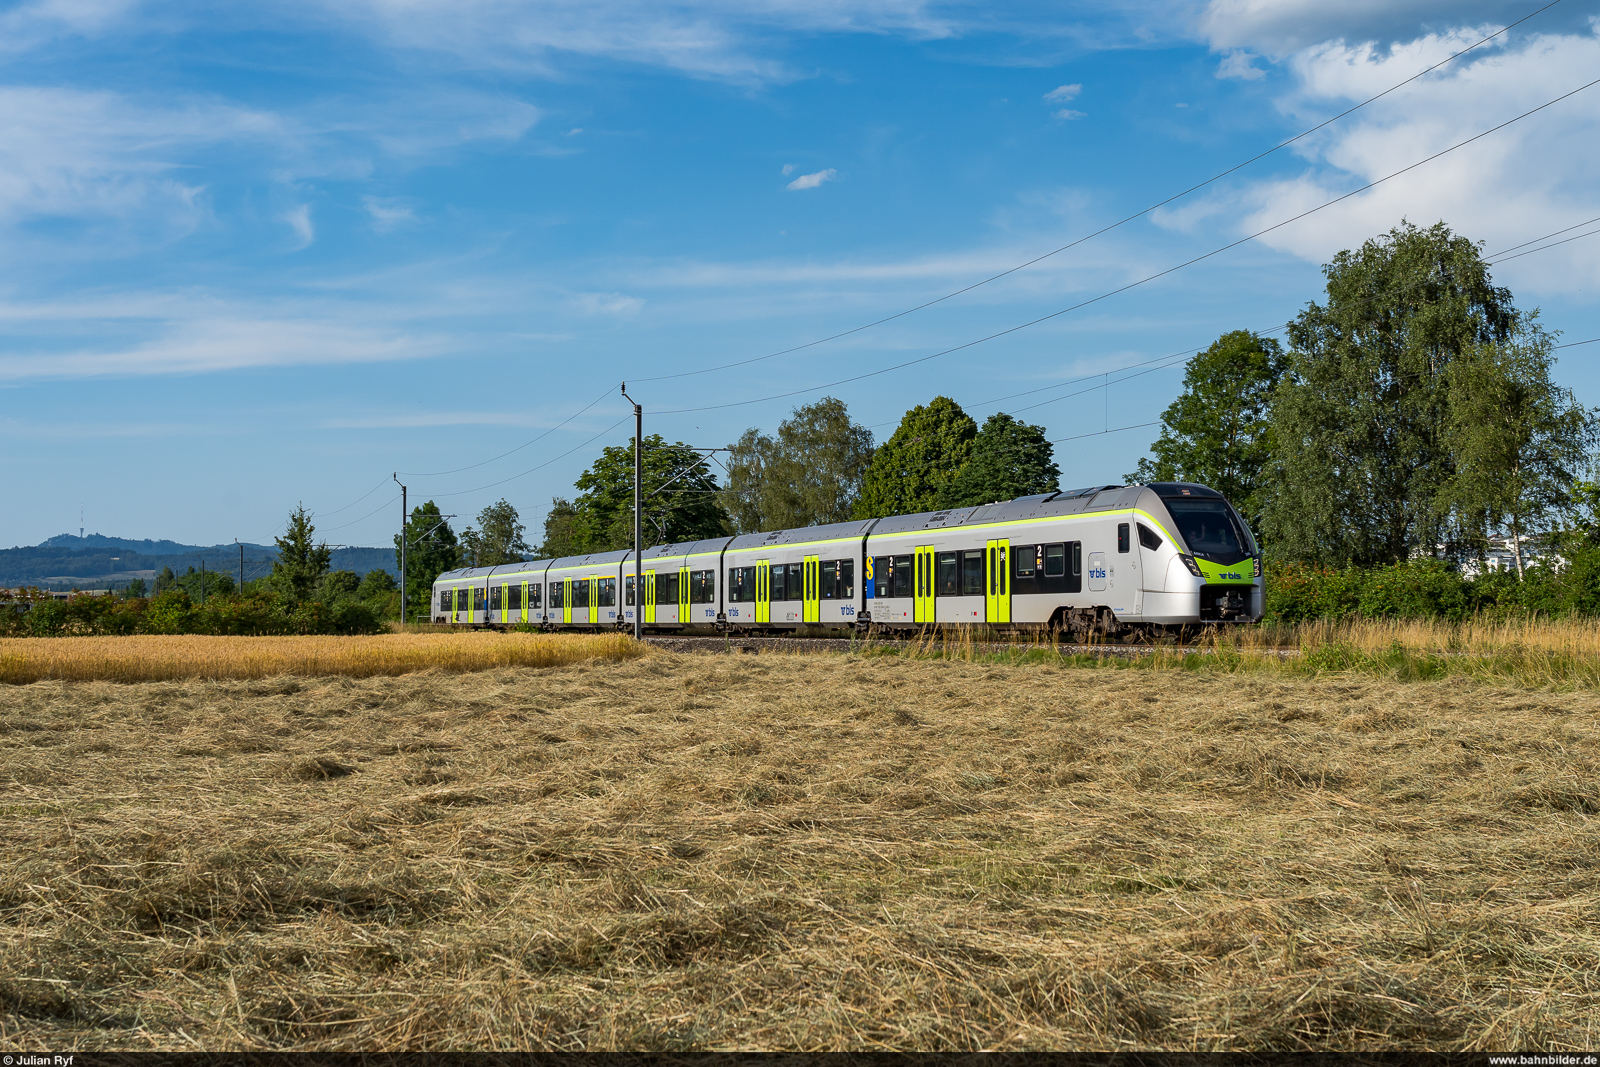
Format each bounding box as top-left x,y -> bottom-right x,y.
1163,25 -> 1600,292
310,0 -> 956,84
786,167 -> 836,190
282,203 -> 314,249
1197,0 -> 1551,57
0,316 -> 450,381
0,86 -> 283,231
1053,108 -> 1086,120
781,163 -> 795,175
363,195 -> 417,231
570,291 -> 644,316
1044,83 -> 1082,102
1216,50 -> 1265,79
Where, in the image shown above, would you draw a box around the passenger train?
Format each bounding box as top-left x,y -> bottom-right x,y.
430,482 -> 1262,640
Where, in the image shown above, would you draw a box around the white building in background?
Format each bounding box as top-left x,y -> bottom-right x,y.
1457,534 -> 1556,578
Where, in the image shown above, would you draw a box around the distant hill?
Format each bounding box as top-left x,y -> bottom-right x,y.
2,534 -> 397,590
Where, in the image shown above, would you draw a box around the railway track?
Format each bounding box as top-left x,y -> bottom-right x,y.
642,635 -> 1299,658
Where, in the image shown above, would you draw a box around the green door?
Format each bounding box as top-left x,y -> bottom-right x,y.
645,570 -> 656,624
913,546 -> 935,624
803,555 -> 820,623
589,576 -> 599,625
985,538 -> 1011,624
562,577 -> 573,625
521,582 -> 529,625
678,566 -> 690,623
755,559 -> 770,623
452,587 -> 461,624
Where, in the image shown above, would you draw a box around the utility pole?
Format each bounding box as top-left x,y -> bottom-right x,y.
620,383 -> 642,642
199,559 -> 206,605
394,473 -> 408,626
236,540 -> 244,592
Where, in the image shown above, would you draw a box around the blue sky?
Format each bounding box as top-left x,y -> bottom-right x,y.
3,0 -> 1598,549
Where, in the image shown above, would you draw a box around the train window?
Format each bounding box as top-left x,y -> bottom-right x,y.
549,582 -> 563,608
1072,542 -> 1082,576
1014,545 -> 1035,578
1138,523 -> 1163,551
871,556 -> 891,598
1044,543 -> 1066,577
960,550 -> 984,596
529,582 -> 542,609
838,559 -> 854,599
690,570 -> 714,604
625,575 -> 635,606
768,564 -> 786,601
656,571 -> 679,605
820,560 -> 837,599
508,584 -> 522,610
438,590 -> 450,612
573,581 -> 590,608
937,552 -> 959,597
598,577 -> 617,607
490,585 -> 502,610
895,556 -> 913,599
474,587 -> 486,611
1118,523 -> 1131,553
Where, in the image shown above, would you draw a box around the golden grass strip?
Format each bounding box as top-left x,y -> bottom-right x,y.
0,632 -> 643,684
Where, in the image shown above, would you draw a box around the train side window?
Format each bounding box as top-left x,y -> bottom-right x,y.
871,556 -> 891,598
691,570 -> 714,604
839,559 -> 854,599
530,582 -> 542,609
507,584 -> 521,610
474,587 -> 486,611
1044,543 -> 1066,577
768,564 -> 785,601
1014,545 -> 1035,578
789,562 -> 806,598
895,556 -> 912,598
1138,523 -> 1163,551
820,560 -> 837,599
599,577 -> 617,607
657,572 -> 679,605
438,590 -> 450,612
1117,523 -> 1131,553
549,582 -> 563,608
490,585 -> 502,610
960,550 -> 984,596
1069,542 -> 1083,593
625,576 -> 635,606
573,581 -> 590,608
937,552 -> 959,597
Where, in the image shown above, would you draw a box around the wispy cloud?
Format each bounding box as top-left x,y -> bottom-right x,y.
282,204 -> 314,249
0,316 -> 450,382
569,291 -> 644,316
1052,108 -> 1086,120
1216,50 -> 1265,79
1044,83 -> 1081,102
362,195 -> 417,232
787,167 -> 836,190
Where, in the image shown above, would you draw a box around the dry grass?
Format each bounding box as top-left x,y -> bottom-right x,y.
0,633 -> 643,685
3,648 -> 1597,1051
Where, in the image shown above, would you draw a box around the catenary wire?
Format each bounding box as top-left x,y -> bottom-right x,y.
647,73 -> 1600,419
626,0 -> 1564,386
397,385 -> 615,478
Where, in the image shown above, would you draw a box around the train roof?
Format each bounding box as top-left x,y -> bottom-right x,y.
726,519 -> 878,551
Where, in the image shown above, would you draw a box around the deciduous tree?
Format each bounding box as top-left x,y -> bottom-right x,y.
396,501 -> 459,617
1131,330 -> 1286,524
460,499 -> 531,566
724,397 -> 875,532
853,396 -> 975,519
938,412 -> 1059,508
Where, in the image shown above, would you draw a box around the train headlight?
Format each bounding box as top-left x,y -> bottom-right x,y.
1179,554 -> 1204,578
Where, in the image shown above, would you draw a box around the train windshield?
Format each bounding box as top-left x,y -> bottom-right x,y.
1162,497 -> 1253,564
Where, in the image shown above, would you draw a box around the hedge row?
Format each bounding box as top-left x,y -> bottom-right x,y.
1265,551 -> 1600,623
1,589 -> 384,638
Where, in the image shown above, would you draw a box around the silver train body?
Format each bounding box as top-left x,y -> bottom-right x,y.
430,482 -> 1263,639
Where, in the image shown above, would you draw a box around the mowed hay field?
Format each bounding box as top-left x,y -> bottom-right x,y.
3,650 -> 1598,1051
